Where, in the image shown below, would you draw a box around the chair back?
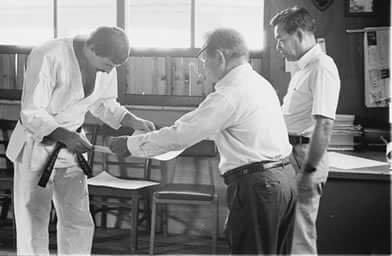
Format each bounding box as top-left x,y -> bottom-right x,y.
86,124 -> 154,181
0,119 -> 17,176
169,140 -> 217,187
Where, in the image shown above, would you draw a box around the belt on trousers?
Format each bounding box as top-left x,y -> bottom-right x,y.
223,157 -> 291,185
38,128 -> 92,188
288,135 -> 310,145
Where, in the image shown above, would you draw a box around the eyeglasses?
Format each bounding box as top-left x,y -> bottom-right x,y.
197,45 -> 208,63
197,47 -> 225,64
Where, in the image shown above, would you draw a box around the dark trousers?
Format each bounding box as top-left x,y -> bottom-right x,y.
224,164 -> 297,255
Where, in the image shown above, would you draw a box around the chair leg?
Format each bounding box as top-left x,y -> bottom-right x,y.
130,197 -> 139,253
162,204 -> 168,237
0,192 -> 11,220
10,190 -> 16,250
144,192 -> 152,232
149,198 -> 157,255
212,198 -> 218,254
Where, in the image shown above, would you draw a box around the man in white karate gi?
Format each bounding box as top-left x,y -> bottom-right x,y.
6,26 -> 155,255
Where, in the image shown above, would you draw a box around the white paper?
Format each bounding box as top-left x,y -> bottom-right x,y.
149,150 -> 184,161
93,144 -> 184,161
132,129 -> 185,161
328,151 -> 388,170
92,129 -> 186,161
88,171 -> 159,189
93,145 -> 114,154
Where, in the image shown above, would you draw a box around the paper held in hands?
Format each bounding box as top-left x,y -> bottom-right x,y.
93,145 -> 184,161
93,128 -> 185,161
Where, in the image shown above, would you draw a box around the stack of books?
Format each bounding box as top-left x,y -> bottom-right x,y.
328,114 -> 363,151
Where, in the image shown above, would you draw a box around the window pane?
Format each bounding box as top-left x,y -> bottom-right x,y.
195,0 -> 264,50
57,0 -> 116,37
0,0 -> 53,45
127,0 -> 190,48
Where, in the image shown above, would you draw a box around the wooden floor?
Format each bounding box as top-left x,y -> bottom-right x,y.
0,224 -> 230,255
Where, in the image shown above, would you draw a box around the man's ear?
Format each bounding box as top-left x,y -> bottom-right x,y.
216,49 -> 226,68
295,29 -> 304,42
86,44 -> 96,55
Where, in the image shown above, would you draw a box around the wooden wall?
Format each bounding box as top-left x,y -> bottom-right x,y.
262,0 -> 390,128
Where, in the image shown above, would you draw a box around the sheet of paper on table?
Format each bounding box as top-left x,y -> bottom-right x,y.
88,171 -> 159,189
328,151 -> 388,170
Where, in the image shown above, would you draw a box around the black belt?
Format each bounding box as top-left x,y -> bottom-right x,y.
38,129 -> 92,188
289,135 -> 310,145
223,158 -> 291,185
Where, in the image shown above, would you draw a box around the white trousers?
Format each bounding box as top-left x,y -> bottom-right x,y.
13,162 -> 94,255
290,144 -> 328,255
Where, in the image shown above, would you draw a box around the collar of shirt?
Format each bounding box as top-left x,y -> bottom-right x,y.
296,44 -> 323,70
215,63 -> 252,90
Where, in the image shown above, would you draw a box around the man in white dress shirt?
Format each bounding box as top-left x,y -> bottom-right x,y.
110,28 -> 297,254
6,26 -> 154,255
270,7 -> 341,254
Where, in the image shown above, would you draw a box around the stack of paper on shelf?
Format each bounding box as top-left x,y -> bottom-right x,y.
328,114 -> 362,151
363,127 -> 391,149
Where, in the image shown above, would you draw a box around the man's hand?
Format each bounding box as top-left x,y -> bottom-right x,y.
47,127 -> 92,153
109,136 -> 131,158
133,118 -> 156,132
121,113 -> 155,132
297,172 -> 319,202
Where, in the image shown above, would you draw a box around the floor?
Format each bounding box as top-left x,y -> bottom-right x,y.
0,223 -> 230,255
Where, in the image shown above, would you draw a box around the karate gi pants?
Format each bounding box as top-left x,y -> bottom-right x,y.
290,144 -> 328,255
13,162 -> 94,255
224,164 -> 297,254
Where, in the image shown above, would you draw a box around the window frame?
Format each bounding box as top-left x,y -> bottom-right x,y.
0,0 -> 264,107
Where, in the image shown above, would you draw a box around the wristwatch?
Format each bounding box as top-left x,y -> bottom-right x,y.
304,164 -> 317,173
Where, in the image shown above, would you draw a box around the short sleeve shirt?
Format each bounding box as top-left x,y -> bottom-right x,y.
282,44 -> 340,137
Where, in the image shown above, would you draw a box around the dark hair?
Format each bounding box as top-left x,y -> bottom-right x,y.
269,7 -> 316,34
203,28 -> 249,61
86,26 -> 130,64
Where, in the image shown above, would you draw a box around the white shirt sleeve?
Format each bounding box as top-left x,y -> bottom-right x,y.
88,69 -> 128,129
311,64 -> 340,120
20,50 -> 59,141
89,99 -> 128,129
127,92 -> 235,158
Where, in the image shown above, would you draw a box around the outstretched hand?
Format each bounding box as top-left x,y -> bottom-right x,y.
121,113 -> 155,132
133,118 -> 156,132
109,136 -> 131,158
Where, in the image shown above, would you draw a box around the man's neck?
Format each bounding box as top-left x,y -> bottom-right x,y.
297,36 -> 317,60
220,57 -> 247,80
73,36 -> 91,71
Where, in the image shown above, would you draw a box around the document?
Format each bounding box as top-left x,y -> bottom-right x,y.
88,171 -> 159,190
92,129 -> 186,161
93,145 -> 114,155
328,151 -> 388,170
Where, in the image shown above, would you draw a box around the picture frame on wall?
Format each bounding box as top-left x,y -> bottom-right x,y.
345,0 -> 376,16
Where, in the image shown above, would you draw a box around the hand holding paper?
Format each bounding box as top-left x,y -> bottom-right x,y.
109,136 -> 131,158
106,130 -> 185,161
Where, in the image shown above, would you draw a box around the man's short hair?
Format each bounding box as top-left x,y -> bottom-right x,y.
203,28 -> 249,61
86,26 -> 130,65
269,7 -> 316,34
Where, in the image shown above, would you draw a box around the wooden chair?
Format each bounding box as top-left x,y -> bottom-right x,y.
0,119 -> 16,225
149,140 -> 219,255
86,124 -> 160,253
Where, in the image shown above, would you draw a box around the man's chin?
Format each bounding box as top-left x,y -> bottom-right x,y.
97,69 -> 111,74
